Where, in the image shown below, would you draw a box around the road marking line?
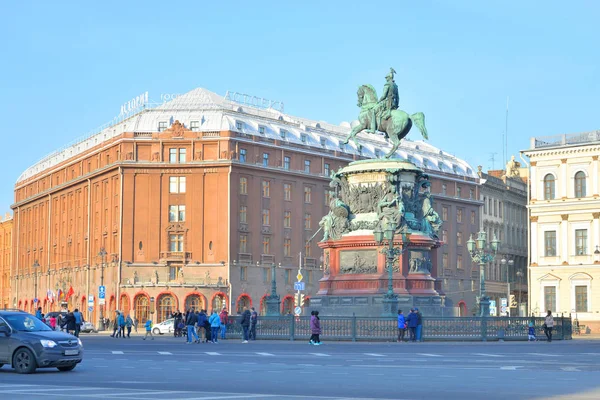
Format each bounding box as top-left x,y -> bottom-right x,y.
439,375 -> 457,378
418,353 -> 442,357
158,351 -> 172,355
500,366 -> 522,370
94,366 -> 109,368
256,352 -> 275,356
111,351 -> 124,354
311,353 -> 330,357
364,353 -> 386,357
473,353 -> 504,357
561,367 -> 580,372
527,353 -> 557,357
299,364 -> 318,367
206,352 -> 221,356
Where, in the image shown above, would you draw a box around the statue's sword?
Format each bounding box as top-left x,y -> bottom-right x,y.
307,227 -> 323,243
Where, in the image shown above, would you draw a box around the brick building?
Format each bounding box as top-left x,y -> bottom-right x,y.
0,214 -> 12,309
11,87 -> 481,323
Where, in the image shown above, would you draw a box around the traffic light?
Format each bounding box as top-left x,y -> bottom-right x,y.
295,293 -> 305,307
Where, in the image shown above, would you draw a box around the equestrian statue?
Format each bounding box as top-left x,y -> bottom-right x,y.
342,68 -> 429,158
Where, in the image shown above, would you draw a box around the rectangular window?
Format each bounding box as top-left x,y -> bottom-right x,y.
179,148 -> 186,163
457,187 -> 462,198
169,148 -> 177,163
240,206 -> 247,223
284,238 -> 291,256
304,187 -> 312,203
240,266 -> 247,281
190,121 -> 200,131
544,231 -> 556,256
457,232 -> 463,246
304,160 -> 311,173
263,153 -> 269,167
575,286 -> 588,312
469,189 -> 474,199
284,183 -> 292,201
262,180 -> 270,197
169,234 -> 184,252
304,213 -> 312,230
442,230 -> 448,243
284,156 -> 290,170
544,286 -> 556,313
280,129 -> 287,139
262,268 -> 268,283
158,121 -> 168,132
236,121 -> 243,130
285,269 -> 291,284
457,209 -> 463,223
169,177 -> 186,193
169,205 -> 186,222
239,148 -> 247,163
258,126 -> 265,135
442,207 -> 448,221
442,253 -> 448,268
457,254 -> 463,269
239,234 -> 247,253
442,184 -> 447,195
471,211 -> 476,225
575,229 -> 588,255
284,211 -> 291,228
169,266 -> 180,281
301,133 -> 307,143
499,202 -> 503,218
324,163 -> 330,177
305,240 -> 312,257
483,196 -> 487,214
240,177 -> 248,195
262,236 -> 271,254
262,209 -> 270,226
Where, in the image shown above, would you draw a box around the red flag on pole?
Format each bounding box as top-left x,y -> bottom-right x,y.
65,286 -> 75,301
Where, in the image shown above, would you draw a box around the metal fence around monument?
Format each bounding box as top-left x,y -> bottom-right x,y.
220,314 -> 572,342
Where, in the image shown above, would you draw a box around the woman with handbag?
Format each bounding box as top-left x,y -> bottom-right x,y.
543,310 -> 554,342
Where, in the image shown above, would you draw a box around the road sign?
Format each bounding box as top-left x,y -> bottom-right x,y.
88,296 -> 94,306
294,282 -> 305,291
296,272 -> 303,282
99,298 -> 106,306
501,298 -> 507,307
294,306 -> 302,316
34,298 -> 38,304
98,285 -> 106,299
88,306 -> 93,312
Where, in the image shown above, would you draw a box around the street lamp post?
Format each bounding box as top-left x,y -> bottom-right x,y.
265,262 -> 281,316
516,269 -> 524,316
33,261 -> 40,308
374,224 -> 408,317
98,247 -> 107,330
466,231 -> 499,318
500,257 -> 514,316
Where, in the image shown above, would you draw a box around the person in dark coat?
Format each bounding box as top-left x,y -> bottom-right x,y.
64,311 -> 77,335
406,309 -> 419,342
240,307 -> 251,343
309,311 -> 322,345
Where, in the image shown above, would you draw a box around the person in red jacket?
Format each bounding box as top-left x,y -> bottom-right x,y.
219,308 -> 229,340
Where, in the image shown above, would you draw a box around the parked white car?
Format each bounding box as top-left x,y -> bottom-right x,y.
80,321 -> 96,333
152,319 -> 174,335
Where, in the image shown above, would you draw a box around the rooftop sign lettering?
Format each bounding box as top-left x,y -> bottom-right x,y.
224,90 -> 284,113
120,92 -> 148,116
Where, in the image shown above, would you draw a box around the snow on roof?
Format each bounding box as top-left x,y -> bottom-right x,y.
17,87 -> 477,183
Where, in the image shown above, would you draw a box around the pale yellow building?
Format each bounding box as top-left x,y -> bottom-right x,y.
524,131 -> 600,332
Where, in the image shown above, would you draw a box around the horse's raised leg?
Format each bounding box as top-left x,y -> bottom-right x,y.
343,125 -> 362,146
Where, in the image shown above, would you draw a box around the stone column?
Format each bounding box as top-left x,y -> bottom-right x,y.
530,161 -> 538,200
561,214 -> 569,264
530,216 -> 538,265
560,159 -> 568,199
592,156 -> 599,196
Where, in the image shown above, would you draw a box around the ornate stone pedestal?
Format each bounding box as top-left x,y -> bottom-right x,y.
312,159 -> 452,317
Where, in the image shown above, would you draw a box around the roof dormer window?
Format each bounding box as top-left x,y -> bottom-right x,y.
236,121 -> 243,131
374,149 -> 381,158
190,121 -> 200,131
320,137 -> 326,147
339,142 -> 345,151
258,126 -> 265,135
301,133 -> 308,143
158,122 -> 168,132
280,129 -> 287,139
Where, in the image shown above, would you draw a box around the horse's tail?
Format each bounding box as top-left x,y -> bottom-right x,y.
410,112 -> 428,140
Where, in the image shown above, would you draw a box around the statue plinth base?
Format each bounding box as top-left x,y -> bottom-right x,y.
265,296 -> 281,316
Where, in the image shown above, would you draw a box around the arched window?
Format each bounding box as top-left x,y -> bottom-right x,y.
544,174 -> 555,200
260,295 -> 267,316
185,294 -> 202,312
575,171 -> 586,198
236,295 -> 251,314
120,294 -> 130,317
134,295 -> 150,324
282,296 -> 294,315
157,294 -> 174,323
211,294 -> 225,313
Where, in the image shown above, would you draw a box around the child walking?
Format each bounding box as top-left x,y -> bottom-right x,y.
528,322 -> 537,341
309,311 -> 322,345
143,318 -> 154,340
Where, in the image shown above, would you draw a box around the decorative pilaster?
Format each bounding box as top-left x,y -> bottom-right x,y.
561,214 -> 569,264
530,216 -> 539,266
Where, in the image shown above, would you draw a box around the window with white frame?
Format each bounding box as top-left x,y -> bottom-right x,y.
158,122 -> 168,132
258,125 -> 265,135
575,285 -> 588,312
239,148 -> 247,163
169,205 -> 186,222
543,285 -> 556,313
544,231 -> 556,256
575,171 -> 586,198
236,121 -> 243,130
575,229 -> 588,255
169,177 -> 186,193
190,121 -> 200,131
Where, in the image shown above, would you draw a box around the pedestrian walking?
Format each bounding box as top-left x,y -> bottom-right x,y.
407,309 -> 418,342
143,318 -> 154,340
173,310 -> 183,337
116,311 -> 126,338
65,310 -> 76,336
111,312 -> 120,337
249,307 -> 258,340
397,310 -> 406,342
49,314 -> 57,331
219,308 -> 229,339
197,309 -> 208,343
209,310 -> 221,343
73,308 -> 84,337
125,314 -> 133,338
309,311 -> 322,345
240,307 -> 251,343
528,322 -> 537,341
415,308 -> 423,342
133,317 -> 138,333
35,307 -> 43,320
186,308 -> 200,344
544,310 -> 554,342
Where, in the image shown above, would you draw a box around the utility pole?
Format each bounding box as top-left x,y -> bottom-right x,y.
98,248 -> 107,330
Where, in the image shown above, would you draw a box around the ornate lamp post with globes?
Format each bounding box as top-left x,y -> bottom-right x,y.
374,223 -> 409,317
466,231 -> 499,317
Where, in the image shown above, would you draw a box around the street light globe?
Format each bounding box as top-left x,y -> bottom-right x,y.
466,235 -> 475,253
373,228 -> 384,244
500,258 -> 507,265
508,259 -> 514,266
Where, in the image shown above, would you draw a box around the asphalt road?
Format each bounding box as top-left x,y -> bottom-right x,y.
1,333 -> 600,400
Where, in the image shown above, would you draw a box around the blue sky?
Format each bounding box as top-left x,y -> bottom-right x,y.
1,1 -> 599,213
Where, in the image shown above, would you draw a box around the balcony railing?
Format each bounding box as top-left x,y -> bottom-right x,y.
159,252 -> 192,262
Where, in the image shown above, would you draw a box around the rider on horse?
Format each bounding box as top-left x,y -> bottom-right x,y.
368,68 -> 399,137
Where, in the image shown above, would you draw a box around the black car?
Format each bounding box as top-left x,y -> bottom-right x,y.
0,310 -> 84,374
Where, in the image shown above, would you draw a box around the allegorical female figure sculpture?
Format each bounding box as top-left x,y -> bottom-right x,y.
376,183 -> 404,231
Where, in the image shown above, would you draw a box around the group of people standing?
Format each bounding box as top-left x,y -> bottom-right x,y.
36,306 -> 85,337
397,308 -> 423,342
172,307 -> 259,344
